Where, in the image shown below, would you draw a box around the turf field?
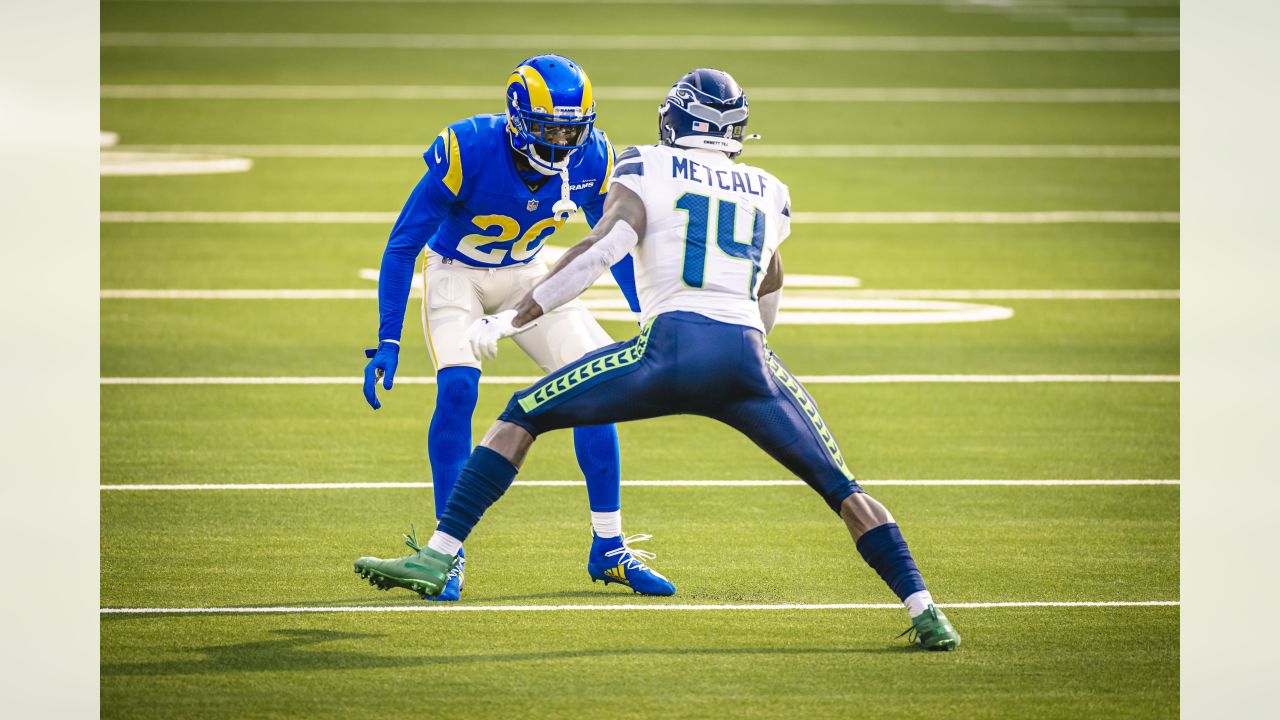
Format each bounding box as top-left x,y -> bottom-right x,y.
99,0 -> 1180,717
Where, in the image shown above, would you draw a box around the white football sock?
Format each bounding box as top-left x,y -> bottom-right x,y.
591,511 -> 622,538
904,590 -> 934,618
426,531 -> 462,556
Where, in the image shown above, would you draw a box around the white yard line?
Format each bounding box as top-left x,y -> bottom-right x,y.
98,211 -> 1180,224
110,143 -> 1180,159
100,375 -> 1180,385
99,600 -> 1180,615
99,33 -> 1179,52
101,84 -> 1180,102
100,479 -> 1179,491
101,211 -> 397,223
99,289 -> 1177,300
99,153 -> 253,176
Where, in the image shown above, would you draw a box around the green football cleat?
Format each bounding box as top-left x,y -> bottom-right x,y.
353,525 -> 458,600
898,605 -> 961,651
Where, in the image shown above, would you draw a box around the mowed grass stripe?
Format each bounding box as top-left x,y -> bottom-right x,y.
108,142 -> 1180,158
98,289 -> 1179,299
102,0 -> 1184,7
100,33 -> 1180,52
100,300 -> 1177,377
103,98 -> 1179,146
101,384 -> 1178,482
100,375 -> 1180,385
100,212 -> 1180,223
99,0 -> 1176,41
101,224 -> 1178,291
102,46 -> 1179,89
100,484 -> 1178,605
101,601 -> 1179,615
103,478 -> 1183,492
100,285 -> 1174,370
98,155 -> 1177,212
101,85 -> 1181,102
98,608 -> 1177,719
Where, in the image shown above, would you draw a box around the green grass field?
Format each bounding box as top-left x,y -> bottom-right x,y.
100,0 -> 1180,717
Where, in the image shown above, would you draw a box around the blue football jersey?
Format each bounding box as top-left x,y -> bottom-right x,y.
374,113 -> 635,343
421,114 -> 614,267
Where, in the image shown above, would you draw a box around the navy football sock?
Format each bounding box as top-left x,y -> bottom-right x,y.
436,446 -> 519,543
428,366 -> 480,519
855,523 -> 928,602
573,424 -> 621,513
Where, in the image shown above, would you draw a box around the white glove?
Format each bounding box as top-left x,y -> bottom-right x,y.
464,309 -> 536,361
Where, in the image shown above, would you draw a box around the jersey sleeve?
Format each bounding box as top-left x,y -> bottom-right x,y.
375,130 -> 461,342
608,145 -> 645,197
775,180 -> 793,245
581,138 -> 615,229
589,142 -> 642,312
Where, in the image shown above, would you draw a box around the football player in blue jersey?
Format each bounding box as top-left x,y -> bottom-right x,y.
356,68 -> 961,650
359,55 -> 675,601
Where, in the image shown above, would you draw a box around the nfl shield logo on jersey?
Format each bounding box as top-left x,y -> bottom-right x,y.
527,199 -> 540,211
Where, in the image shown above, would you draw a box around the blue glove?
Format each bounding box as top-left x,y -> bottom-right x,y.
363,341 -> 400,410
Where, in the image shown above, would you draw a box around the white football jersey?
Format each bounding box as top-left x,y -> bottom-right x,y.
610,144 -> 791,332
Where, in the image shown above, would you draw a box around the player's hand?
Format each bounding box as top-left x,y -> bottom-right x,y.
465,310 -> 537,361
363,341 -> 400,410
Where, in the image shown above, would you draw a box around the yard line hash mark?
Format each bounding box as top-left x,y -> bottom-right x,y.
100,480 -> 1181,491
100,601 -> 1181,615
102,85 -> 1180,103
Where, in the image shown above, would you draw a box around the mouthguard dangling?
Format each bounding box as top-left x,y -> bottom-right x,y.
552,167 -> 577,222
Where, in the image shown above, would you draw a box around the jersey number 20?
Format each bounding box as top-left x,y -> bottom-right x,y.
674,193 -> 765,299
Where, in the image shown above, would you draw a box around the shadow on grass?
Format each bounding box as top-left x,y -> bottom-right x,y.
101,628 -> 913,677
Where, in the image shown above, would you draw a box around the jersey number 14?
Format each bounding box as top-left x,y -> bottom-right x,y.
674,192 -> 766,300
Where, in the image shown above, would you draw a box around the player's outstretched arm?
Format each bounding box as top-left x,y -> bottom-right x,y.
518,183 -> 647,325
463,185 -> 646,360
757,252 -> 784,334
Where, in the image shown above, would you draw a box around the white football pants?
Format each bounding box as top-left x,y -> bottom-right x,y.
419,249 -> 616,373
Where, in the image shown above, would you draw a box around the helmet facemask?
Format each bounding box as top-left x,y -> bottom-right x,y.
505,56 -> 597,176
520,116 -> 592,173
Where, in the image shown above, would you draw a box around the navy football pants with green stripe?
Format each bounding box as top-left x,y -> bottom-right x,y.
499,311 -> 863,511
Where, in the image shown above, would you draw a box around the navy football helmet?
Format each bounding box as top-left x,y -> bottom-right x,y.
659,68 -> 749,159
505,54 -> 597,176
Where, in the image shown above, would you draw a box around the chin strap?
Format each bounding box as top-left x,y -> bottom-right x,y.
552,166 -> 577,222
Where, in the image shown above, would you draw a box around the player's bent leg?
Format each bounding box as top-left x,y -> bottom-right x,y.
512,302 -> 629,541
391,422 -> 532,599
414,253 -> 485,601
715,344 -> 958,649
502,320 -> 679,595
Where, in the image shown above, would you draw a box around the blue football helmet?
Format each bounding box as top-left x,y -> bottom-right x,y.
505,54 -> 597,175
659,68 -> 749,159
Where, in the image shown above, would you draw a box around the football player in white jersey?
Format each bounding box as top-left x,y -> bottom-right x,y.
355,69 -> 961,650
